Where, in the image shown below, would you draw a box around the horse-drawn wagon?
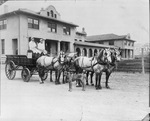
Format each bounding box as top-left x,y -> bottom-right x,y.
5,53 -> 48,82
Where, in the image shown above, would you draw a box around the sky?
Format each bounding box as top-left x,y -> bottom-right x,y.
0,0 -> 149,45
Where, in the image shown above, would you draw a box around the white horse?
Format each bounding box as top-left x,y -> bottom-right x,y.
87,48 -> 122,89
36,51 -> 66,84
73,48 -> 112,89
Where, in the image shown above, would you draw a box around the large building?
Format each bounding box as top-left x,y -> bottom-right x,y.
86,34 -> 136,59
0,5 -> 135,62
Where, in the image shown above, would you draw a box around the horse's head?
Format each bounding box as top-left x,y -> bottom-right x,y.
58,51 -> 66,64
112,48 -> 121,62
97,48 -> 112,63
68,52 -> 77,62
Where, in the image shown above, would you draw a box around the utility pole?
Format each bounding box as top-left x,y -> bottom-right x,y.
141,48 -> 145,74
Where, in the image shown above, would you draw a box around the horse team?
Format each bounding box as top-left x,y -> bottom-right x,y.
36,48 -> 121,91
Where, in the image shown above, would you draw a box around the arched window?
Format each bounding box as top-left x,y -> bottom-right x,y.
55,14 -> 57,18
83,48 -> 87,56
89,49 -> 93,57
94,49 -> 97,56
76,48 -> 81,56
50,10 -> 54,17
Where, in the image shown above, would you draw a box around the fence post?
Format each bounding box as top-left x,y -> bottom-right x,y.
141,48 -> 145,74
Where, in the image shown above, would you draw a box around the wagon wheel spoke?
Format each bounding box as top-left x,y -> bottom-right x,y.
21,68 -> 31,82
5,61 -> 16,80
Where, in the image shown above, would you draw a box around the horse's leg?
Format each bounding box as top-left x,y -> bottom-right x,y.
81,73 -> 85,91
98,73 -> 102,89
86,71 -> 89,85
56,70 -> 61,84
50,70 -> 53,82
68,73 -> 72,92
62,70 -> 66,84
105,71 -> 111,89
95,73 -> 98,90
90,72 -> 94,86
55,70 -> 58,84
38,70 -> 44,84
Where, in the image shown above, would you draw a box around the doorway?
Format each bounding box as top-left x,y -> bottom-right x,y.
12,39 -> 18,55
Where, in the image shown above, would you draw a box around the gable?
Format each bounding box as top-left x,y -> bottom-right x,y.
40,5 -> 61,20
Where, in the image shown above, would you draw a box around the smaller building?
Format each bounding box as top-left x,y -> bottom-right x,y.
86,33 -> 136,59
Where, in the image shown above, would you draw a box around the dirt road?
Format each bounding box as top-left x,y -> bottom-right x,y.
0,64 -> 149,121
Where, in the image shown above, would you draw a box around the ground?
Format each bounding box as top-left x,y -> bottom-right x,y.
0,64 -> 149,121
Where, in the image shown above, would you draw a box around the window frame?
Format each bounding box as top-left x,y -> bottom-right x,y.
63,26 -> 71,35
48,21 -> 57,33
109,40 -> 114,45
28,18 -> 39,29
0,19 -> 7,30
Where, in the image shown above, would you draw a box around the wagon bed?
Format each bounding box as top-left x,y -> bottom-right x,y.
5,54 -> 48,82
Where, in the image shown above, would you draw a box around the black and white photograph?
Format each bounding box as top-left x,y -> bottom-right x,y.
0,0 -> 149,121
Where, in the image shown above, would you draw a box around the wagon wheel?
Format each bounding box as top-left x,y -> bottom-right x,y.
5,61 -> 16,80
21,68 -> 31,82
41,72 -> 48,81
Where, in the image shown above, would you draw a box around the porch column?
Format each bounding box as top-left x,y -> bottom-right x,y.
126,49 -> 128,59
122,49 -> 125,58
128,49 -> 130,59
69,42 -> 74,52
57,41 -> 60,54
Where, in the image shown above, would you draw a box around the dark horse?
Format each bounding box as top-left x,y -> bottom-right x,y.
86,48 -> 121,89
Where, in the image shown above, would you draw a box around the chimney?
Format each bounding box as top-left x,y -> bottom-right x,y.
82,27 -> 87,35
4,5 -> 8,13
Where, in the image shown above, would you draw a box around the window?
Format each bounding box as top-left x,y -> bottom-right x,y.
51,10 -> 54,17
109,41 -> 114,45
128,42 -> 130,46
99,41 -> 103,44
28,18 -> 39,29
124,41 -> 127,45
48,21 -> 57,33
1,39 -> 5,54
0,19 -> 7,30
54,14 -> 57,18
63,26 -> 71,35
47,12 -> 49,16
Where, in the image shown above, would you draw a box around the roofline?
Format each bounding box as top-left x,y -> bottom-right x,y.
0,9 -> 79,27
86,38 -> 136,42
74,41 -> 118,48
76,31 -> 86,35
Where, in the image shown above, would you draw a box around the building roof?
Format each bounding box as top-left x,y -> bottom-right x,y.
76,31 -> 86,35
0,8 -> 79,27
86,33 -> 136,42
74,41 -> 118,48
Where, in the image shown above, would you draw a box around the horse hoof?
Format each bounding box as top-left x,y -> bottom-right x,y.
55,82 -> 61,85
91,83 -> 94,86
68,89 -> 72,92
50,80 -> 53,82
82,89 -> 85,91
106,86 -> 110,89
86,83 -> 89,86
99,86 -> 102,89
96,87 -> 99,90
76,85 -> 82,87
40,82 -> 44,84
